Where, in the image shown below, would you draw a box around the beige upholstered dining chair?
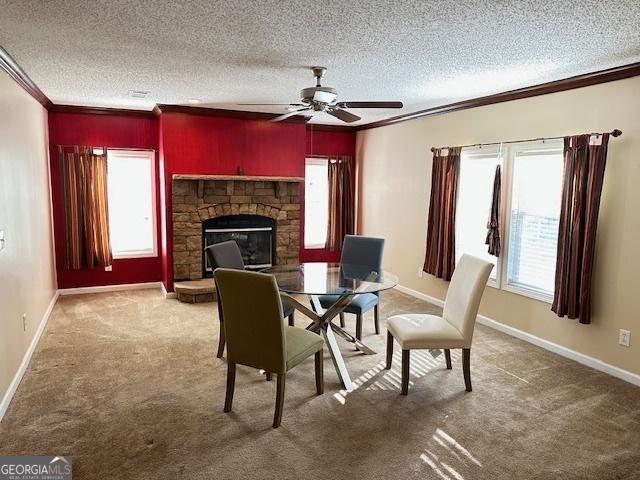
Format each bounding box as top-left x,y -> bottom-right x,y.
386,254 -> 492,395
215,268 -> 324,428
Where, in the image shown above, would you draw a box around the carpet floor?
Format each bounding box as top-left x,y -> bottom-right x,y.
1,288 -> 639,479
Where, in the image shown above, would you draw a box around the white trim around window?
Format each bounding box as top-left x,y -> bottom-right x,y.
107,149 -> 158,259
304,156 -> 329,250
456,139 -> 563,304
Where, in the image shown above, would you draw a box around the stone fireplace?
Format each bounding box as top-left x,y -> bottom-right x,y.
171,175 -> 301,282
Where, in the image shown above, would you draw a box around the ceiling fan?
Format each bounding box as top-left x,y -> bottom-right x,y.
239,66 -> 403,123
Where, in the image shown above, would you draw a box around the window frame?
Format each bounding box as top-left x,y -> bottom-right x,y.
303,156 -> 330,250
500,140 -> 563,303
456,145 -> 503,290
106,149 -> 158,260
456,139 -> 564,303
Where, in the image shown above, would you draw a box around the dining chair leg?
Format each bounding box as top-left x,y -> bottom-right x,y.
216,325 -> 226,358
462,348 -> 472,392
315,351 -> 324,395
273,373 -> 286,428
401,350 -> 410,395
386,331 -> 393,369
266,372 -> 272,381
216,297 -> 225,358
216,304 -> 227,360
374,304 -> 380,334
224,362 -> 236,412
339,312 -> 345,328
444,349 -> 452,369
356,314 -> 362,341
288,312 -> 295,327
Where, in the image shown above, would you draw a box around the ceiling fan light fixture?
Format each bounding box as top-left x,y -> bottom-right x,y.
243,67 -> 402,124
312,89 -> 337,104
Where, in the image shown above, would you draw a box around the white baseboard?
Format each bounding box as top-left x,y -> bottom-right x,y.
161,282 -> 177,299
0,290 -> 59,422
395,284 -> 445,308
395,284 -> 640,387
58,281 -> 162,296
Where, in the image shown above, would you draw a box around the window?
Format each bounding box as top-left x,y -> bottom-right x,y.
456,147 -> 501,283
504,142 -> 563,298
304,158 -> 329,249
455,139 -> 563,302
106,149 -> 157,258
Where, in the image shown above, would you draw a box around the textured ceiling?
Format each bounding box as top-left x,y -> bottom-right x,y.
1,0 -> 639,125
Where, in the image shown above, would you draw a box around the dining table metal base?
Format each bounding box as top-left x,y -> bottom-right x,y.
280,292 -> 376,391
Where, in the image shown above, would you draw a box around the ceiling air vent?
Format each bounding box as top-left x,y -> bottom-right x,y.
128,90 -> 150,98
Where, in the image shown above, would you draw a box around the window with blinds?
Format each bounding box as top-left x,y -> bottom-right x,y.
304,158 -> 329,249
456,147 -> 501,283
455,139 -> 563,302
505,142 -> 563,297
107,149 -> 157,258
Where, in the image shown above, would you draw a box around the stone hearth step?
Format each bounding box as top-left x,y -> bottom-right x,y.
174,279 -> 216,303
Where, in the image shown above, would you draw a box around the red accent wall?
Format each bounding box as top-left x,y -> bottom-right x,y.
301,128 -> 357,263
48,111 -> 355,291
48,112 -> 162,288
306,129 -> 356,158
159,113 -> 306,290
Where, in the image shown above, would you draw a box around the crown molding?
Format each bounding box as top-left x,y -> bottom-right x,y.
49,104 -> 157,118
357,61 -> 640,130
154,104 -> 309,123
0,46 -> 52,109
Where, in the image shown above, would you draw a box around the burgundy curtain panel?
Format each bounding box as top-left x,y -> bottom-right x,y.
59,146 -> 113,269
485,164 -> 501,257
552,134 -> 609,324
326,156 -> 355,251
424,147 -> 461,280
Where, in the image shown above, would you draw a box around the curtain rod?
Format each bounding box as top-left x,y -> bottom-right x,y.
54,145 -> 156,152
430,129 -> 622,152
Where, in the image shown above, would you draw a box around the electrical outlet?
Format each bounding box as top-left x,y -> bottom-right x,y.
22,314 -> 27,332
105,265 -> 113,272
619,329 -> 631,347
417,267 -> 424,278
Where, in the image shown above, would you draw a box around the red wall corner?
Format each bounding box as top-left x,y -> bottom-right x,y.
48,112 -> 162,289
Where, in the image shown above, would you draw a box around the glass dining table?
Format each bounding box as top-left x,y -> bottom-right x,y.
262,262 -> 398,390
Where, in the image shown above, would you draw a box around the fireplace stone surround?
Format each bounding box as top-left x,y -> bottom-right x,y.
172,176 -> 301,282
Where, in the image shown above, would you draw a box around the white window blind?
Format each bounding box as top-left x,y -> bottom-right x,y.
304,158 -> 329,249
456,147 -> 501,281
505,142 -> 564,297
107,149 -> 157,258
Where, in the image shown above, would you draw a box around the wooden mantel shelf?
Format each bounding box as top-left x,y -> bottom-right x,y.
173,174 -> 304,182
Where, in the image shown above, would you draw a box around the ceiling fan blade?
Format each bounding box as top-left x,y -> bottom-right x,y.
271,108 -> 312,122
237,103 -> 306,106
326,108 -> 361,123
335,101 -> 403,109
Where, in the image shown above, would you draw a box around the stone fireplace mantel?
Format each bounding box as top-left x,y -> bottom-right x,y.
173,174 -> 304,182
172,176 -> 301,281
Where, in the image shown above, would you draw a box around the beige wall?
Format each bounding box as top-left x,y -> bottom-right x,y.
0,72 -> 56,408
357,76 -> 640,376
